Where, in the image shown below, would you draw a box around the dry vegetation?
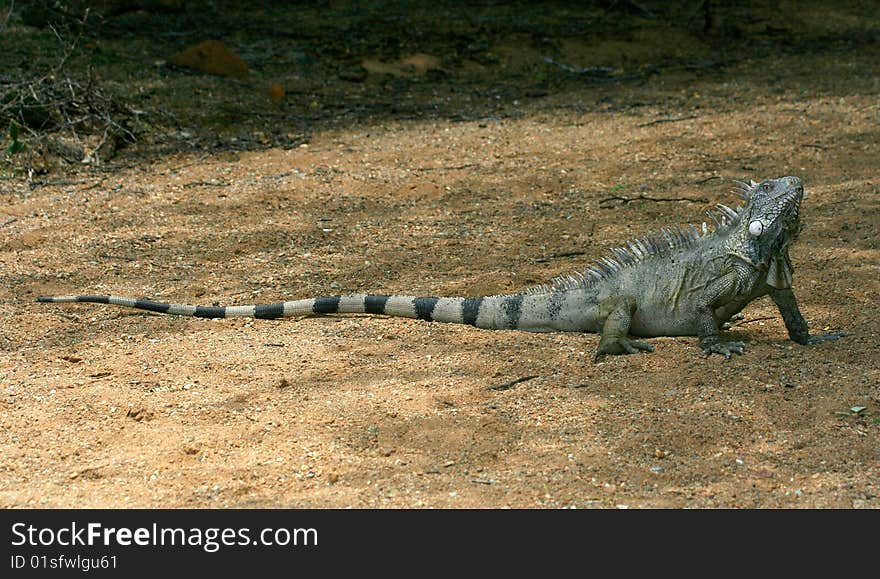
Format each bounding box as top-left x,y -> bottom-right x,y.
1,1 -> 878,508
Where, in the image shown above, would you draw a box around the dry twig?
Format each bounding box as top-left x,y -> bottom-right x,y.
1,12 -> 139,169
487,375 -> 538,391
599,194 -> 707,207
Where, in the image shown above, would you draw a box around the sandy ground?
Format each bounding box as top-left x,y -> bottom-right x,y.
1,2 -> 878,508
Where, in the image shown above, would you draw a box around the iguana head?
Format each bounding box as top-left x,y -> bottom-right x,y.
737,175 -> 804,288
741,176 -> 803,244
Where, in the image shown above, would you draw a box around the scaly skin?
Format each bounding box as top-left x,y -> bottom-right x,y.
37,176 -> 845,360
591,176 -> 845,358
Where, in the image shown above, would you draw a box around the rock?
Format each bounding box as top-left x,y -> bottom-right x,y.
268,83 -> 285,102
361,53 -> 442,78
168,40 -> 249,78
126,407 -> 155,422
399,53 -> 442,75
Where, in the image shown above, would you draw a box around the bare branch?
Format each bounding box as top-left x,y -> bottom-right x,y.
598,194 -> 708,207
1,1 -> 14,31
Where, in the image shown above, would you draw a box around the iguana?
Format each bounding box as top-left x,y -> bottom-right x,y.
38,175 -> 845,360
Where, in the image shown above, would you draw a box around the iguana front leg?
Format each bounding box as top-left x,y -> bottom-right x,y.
593,295 -> 654,361
769,287 -> 847,345
695,262 -> 757,358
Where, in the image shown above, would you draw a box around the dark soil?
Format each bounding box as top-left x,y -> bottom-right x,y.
1,1 -> 878,508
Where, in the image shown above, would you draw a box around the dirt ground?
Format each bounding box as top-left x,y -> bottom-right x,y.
1,1 -> 878,508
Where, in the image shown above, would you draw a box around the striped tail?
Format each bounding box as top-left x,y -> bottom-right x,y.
35,293 -> 528,329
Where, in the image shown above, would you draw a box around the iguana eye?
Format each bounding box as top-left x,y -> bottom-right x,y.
762,183 -> 772,192
748,220 -> 764,236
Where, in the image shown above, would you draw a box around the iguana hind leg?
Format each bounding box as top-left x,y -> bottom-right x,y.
593,295 -> 654,362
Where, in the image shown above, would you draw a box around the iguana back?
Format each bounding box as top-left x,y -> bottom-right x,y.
38,176 -> 844,359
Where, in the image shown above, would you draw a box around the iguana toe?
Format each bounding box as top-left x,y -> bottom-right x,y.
721,313 -> 745,330
593,337 -> 654,361
700,338 -> 745,359
807,332 -> 848,345
623,339 -> 654,354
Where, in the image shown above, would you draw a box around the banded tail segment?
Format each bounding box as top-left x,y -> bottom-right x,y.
36,293 -> 518,329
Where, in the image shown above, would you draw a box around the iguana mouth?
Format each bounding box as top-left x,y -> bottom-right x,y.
784,186 -> 803,214
779,186 -> 803,238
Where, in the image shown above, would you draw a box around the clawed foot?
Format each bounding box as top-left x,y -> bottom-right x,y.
807,332 -> 848,345
593,337 -> 654,362
700,337 -> 746,359
721,313 -> 745,330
